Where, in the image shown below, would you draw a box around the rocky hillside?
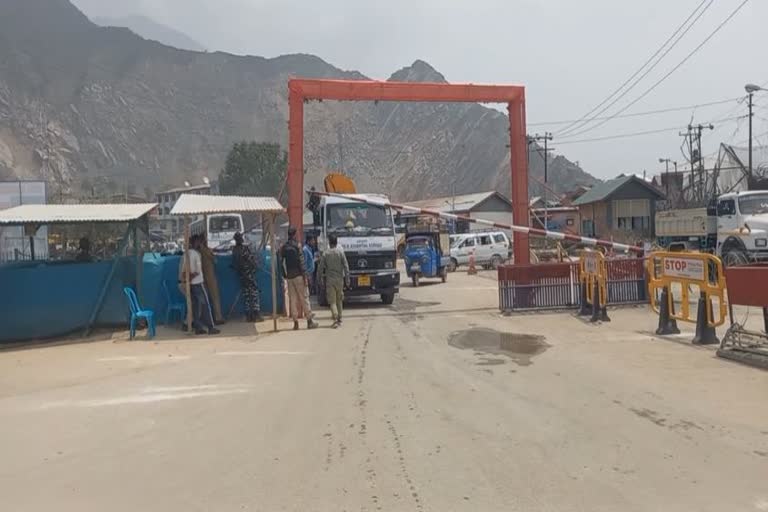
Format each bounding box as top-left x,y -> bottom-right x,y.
0,0 -> 597,202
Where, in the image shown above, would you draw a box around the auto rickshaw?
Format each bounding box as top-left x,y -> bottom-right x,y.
403,227 -> 451,287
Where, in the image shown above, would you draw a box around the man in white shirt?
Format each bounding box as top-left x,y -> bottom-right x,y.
181,235 -> 220,335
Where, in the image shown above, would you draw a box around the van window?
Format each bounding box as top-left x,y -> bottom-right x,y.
479,235 -> 492,246
493,234 -> 506,244
461,237 -> 475,248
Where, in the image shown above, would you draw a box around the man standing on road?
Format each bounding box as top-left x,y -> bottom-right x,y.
180,235 -> 221,335
317,234 -> 350,328
279,226 -> 319,330
232,232 -> 264,323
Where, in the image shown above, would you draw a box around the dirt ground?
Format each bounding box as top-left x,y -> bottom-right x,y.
1,269 -> 767,511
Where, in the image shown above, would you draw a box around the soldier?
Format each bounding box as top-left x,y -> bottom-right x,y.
232,232 -> 264,322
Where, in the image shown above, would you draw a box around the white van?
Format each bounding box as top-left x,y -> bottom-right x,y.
449,231 -> 511,271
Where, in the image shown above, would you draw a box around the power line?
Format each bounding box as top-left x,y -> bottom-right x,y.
528,96 -> 740,126
559,0 -> 751,139
555,0 -> 713,137
556,115 -> 741,145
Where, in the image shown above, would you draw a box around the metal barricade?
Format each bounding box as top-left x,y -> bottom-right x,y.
580,250 -> 606,308
647,252 -> 727,326
498,257 -> 647,312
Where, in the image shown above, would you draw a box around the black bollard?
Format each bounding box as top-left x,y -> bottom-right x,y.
656,286 -> 680,335
578,279 -> 592,316
590,279 -> 601,323
692,291 -> 719,345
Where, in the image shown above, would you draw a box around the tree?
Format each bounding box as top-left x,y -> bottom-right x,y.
219,142 -> 286,198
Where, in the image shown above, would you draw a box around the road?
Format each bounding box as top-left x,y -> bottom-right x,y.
1,270 -> 767,511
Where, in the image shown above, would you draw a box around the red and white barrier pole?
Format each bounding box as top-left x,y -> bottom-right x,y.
308,190 -> 643,254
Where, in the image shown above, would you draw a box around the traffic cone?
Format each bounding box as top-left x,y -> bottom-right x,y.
692,291 -> 719,345
655,286 -> 680,335
468,250 -> 477,275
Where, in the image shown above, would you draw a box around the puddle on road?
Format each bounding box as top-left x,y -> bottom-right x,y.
448,328 -> 550,367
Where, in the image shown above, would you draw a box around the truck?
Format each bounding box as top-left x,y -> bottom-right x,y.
655,190 -> 768,266
310,192 -> 400,305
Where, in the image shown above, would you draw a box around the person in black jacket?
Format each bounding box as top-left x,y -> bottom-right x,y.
279,226 -> 319,330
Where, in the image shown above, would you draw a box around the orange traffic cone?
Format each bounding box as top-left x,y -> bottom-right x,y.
468,249 -> 477,275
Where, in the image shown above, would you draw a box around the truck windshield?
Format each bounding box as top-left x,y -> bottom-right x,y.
327,204 -> 392,235
209,215 -> 242,233
738,194 -> 768,215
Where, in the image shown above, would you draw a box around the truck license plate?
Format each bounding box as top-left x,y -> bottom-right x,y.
358,275 -> 371,287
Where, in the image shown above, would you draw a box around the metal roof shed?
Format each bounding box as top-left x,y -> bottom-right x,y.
0,203 -> 157,338
170,194 -> 284,332
0,203 -> 157,225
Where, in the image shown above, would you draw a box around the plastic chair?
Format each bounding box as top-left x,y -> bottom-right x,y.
123,287 -> 156,340
162,280 -> 186,325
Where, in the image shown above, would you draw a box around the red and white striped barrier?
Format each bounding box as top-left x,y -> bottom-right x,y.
308,190 -> 643,254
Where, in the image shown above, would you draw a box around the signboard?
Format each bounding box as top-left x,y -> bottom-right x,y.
583,252 -> 599,275
662,256 -> 705,281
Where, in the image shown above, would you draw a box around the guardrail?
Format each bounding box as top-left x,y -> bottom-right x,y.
498,257 -> 647,312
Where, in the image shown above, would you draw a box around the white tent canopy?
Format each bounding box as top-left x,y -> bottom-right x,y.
170,194 -> 283,216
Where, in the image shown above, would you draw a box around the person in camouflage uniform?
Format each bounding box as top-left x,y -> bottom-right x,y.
232,232 -> 263,322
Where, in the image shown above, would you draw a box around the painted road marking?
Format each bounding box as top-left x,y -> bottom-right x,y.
216,351 -> 311,356
98,355 -> 191,362
36,385 -> 251,410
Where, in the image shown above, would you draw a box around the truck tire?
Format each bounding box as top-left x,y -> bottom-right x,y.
490,254 -> 503,269
441,267 -> 447,283
722,247 -> 749,267
381,292 -> 395,305
412,274 -> 419,287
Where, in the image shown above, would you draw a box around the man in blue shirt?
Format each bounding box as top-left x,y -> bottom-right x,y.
303,235 -> 317,295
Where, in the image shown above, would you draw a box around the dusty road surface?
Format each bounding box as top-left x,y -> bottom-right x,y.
1,270 -> 768,512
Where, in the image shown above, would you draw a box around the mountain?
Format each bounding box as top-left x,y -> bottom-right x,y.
0,0 -> 597,203
91,15 -> 206,52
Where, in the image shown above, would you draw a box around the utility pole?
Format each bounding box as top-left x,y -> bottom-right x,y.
528,133 -> 554,231
679,124 -> 713,204
336,124 -> 345,172
745,84 -> 766,186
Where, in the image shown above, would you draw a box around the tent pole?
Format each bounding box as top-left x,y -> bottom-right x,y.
83,222 -> 131,337
134,222 -> 143,301
270,213 -> 278,332
184,217 -> 193,333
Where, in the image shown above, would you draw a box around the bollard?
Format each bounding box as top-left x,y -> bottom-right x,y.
590,279 -> 601,323
655,286 -> 680,335
692,291 -> 719,345
578,280 -> 592,316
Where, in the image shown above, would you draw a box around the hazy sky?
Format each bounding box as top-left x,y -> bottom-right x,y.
72,0 -> 768,180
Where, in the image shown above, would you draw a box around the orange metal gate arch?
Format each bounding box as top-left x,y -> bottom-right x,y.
287,78 -> 531,264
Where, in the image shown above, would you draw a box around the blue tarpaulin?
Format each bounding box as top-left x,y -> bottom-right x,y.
0,251 -> 283,343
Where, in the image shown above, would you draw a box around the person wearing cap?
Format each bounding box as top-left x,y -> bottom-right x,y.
317,233 -> 350,328
232,232 -> 263,323
279,226 -> 318,330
